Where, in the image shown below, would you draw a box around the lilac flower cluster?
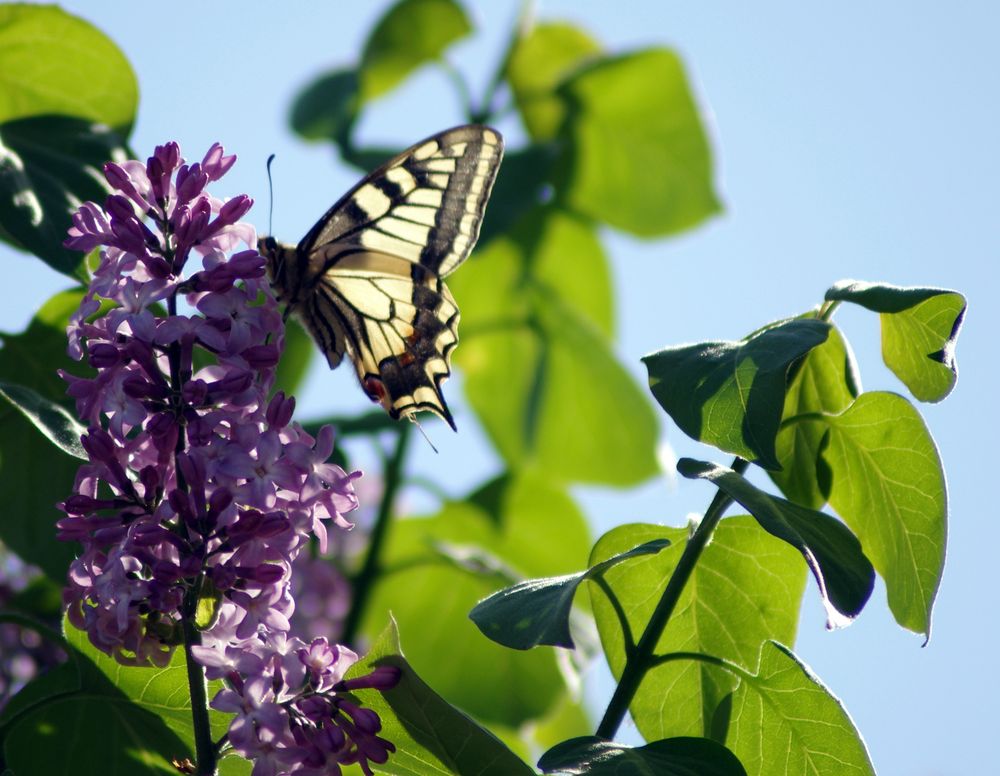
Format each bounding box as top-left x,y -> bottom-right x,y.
60,142 -> 398,773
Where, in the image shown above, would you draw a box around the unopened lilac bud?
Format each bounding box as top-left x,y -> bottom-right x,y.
266,392 -> 295,428
81,428 -> 116,463
340,665 -> 402,692
202,143 -> 236,181
88,343 -> 122,369
241,344 -> 279,370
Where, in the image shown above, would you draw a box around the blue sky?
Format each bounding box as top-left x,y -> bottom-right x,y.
2,2 -> 997,773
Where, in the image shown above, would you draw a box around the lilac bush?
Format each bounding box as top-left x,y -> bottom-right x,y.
59,142 -> 399,773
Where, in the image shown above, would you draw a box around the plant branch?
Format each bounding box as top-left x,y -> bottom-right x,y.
595,457 -> 749,740
341,424 -> 412,646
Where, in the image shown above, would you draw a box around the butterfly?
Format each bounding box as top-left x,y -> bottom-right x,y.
259,125 -> 503,430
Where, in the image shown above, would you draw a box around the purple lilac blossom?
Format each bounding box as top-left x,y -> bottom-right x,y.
60,142 -> 399,773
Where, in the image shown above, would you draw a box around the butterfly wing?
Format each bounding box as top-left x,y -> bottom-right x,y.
280,125 -> 503,428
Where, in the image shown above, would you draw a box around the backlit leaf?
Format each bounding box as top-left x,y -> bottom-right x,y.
359,0 -> 472,102
590,521 -> 805,740
821,392 -> 946,637
556,49 -> 720,236
826,280 -> 966,402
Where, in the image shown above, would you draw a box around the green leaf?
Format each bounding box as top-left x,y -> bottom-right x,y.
65,622 -> 233,744
555,48 -> 720,236
643,319 -> 831,469
0,291 -> 90,582
506,22 -> 602,140
772,324 -> 858,507
359,0 -> 472,102
348,620 -> 535,775
272,317 -> 315,397
2,620 -> 231,775
820,392 -> 946,637
0,116 -> 125,278
470,539 -> 669,650
717,641 -> 875,776
361,472 -> 591,728
0,5 -> 138,134
289,67 -> 360,142
453,207 -> 658,486
590,521 -> 805,740
825,280 -> 966,402
678,459 -> 875,627
539,736 -> 747,775
0,380 -> 86,459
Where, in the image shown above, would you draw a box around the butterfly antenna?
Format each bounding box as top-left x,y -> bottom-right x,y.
409,415 -> 439,454
266,153 -> 276,236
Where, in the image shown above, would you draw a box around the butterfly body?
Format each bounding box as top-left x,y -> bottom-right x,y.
260,125 -> 503,429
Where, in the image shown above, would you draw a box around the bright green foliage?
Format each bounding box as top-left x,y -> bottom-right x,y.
0,5 -> 138,133
359,0 -> 472,101
271,318 -> 315,397
360,473 -> 591,727
643,318 -> 830,469
678,459 -> 874,627
347,621 -> 534,775
826,280 -> 966,402
821,391 -> 947,637
590,521 -> 806,741
718,641 -> 875,776
470,539 -> 669,650
452,209 -> 658,485
538,735 -> 747,775
506,22 -> 602,140
0,117 -> 125,278
772,324 -> 858,507
556,49 -> 721,236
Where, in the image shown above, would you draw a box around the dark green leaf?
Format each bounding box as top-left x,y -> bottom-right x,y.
0,5 -> 138,134
555,49 -> 720,236
361,472 -> 591,727
2,621 -> 221,775
0,380 -> 86,459
539,736 -> 747,775
359,0 -> 472,102
0,291 -> 90,582
826,280 -> 966,402
0,116 -> 125,278
289,68 -> 359,142
643,319 -> 830,469
65,621 -> 234,751
470,539 -> 669,650
347,620 -> 535,775
820,392 -> 946,637
506,22 -> 602,140
717,642 -> 875,776
678,459 -> 875,627
589,521 -> 805,740
772,324 -> 858,507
